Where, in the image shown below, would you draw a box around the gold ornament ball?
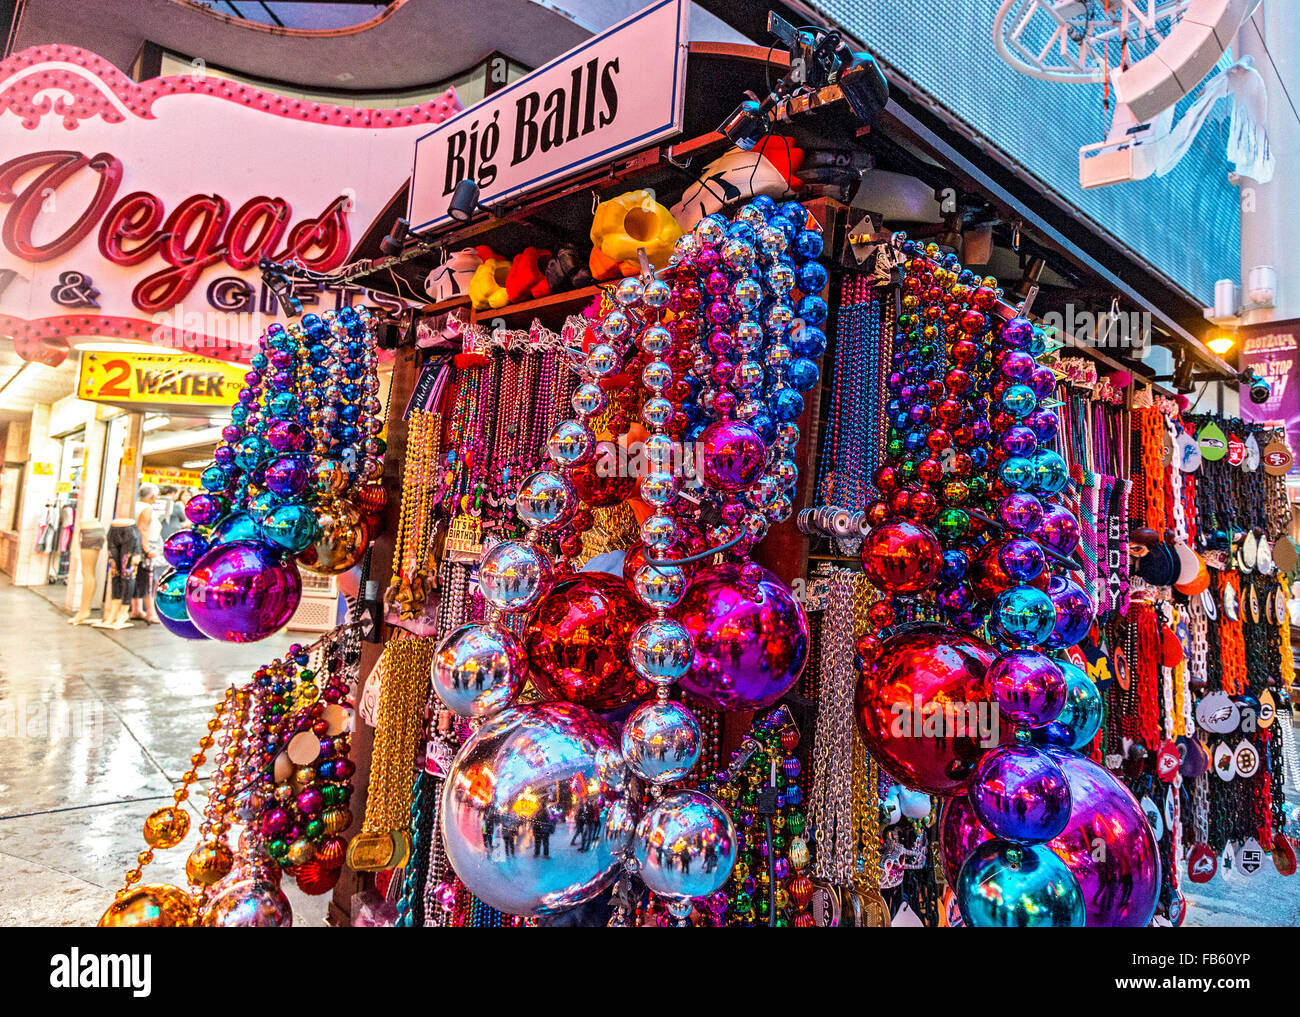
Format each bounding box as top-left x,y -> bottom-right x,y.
142,806 -> 190,849
297,499 -> 369,576
321,806 -> 352,835
286,837 -> 315,866
309,460 -> 348,498
98,884 -> 196,927
185,841 -> 234,887
292,765 -> 318,788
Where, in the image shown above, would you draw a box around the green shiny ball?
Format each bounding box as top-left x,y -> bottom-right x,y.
304,818 -> 326,841
934,508 -> 971,540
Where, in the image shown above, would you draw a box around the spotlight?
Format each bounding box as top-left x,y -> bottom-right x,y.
715,13 -> 888,151
836,50 -> 889,124
1172,349 -> 1195,393
380,217 -> 410,257
448,179 -> 481,223
719,95 -> 770,151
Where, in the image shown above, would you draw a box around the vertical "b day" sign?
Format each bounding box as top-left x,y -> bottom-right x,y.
408,0 -> 688,233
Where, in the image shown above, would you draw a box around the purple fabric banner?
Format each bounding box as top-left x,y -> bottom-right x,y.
1238,318 -> 1300,475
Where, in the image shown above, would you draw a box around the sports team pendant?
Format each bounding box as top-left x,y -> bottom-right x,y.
1273,833 -> 1297,877
1187,843 -> 1217,883
346,830 -> 397,872
1233,740 -> 1260,779
1241,531 -> 1258,570
1257,538 -> 1273,575
1222,582 -> 1239,621
1248,584 -> 1260,624
1212,742 -> 1236,781
1258,690 -> 1277,728
1235,838 -> 1264,877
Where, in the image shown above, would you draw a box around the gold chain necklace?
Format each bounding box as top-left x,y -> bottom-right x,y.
348,636 -> 434,871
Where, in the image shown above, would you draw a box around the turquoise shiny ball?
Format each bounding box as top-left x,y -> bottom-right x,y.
156,569 -> 191,622
956,840 -> 1084,927
260,503 -> 321,554
989,585 -> 1057,646
210,512 -> 261,545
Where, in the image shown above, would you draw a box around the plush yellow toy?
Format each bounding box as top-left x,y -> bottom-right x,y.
468,256 -> 511,310
589,189 -> 682,280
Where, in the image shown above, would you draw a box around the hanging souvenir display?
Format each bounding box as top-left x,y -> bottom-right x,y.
132,137 -> 1294,930
100,625 -> 363,925
160,306 -> 386,642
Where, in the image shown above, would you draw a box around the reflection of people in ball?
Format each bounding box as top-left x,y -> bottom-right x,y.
482,807 -> 497,852
532,804 -> 554,858
501,812 -> 518,857
703,841 -> 717,873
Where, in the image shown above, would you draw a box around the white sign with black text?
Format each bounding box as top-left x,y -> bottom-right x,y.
408,0 -> 688,232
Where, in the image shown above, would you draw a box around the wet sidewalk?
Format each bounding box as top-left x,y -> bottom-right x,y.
0,577 -> 327,926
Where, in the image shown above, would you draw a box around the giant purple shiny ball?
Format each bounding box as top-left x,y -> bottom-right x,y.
1045,575 -> 1093,650
1037,503 -> 1081,556
988,649 -> 1066,727
969,744 -> 1072,844
673,563 -> 809,710
1045,749 -> 1160,927
185,540 -> 302,643
697,420 -> 767,493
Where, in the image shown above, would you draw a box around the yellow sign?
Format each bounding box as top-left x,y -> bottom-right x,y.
78,350 -> 244,409
142,468 -> 202,488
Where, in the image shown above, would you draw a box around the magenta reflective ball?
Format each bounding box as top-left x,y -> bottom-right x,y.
674,563 -> 809,710
184,540 -> 302,642
1045,749 -> 1160,927
697,420 -> 767,493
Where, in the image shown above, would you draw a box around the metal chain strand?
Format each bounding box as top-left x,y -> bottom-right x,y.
809,569 -> 858,886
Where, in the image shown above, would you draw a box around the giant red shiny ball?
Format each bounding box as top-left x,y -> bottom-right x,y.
525,573 -> 651,710
567,441 -> 636,507
855,623 -> 996,794
860,519 -> 943,593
